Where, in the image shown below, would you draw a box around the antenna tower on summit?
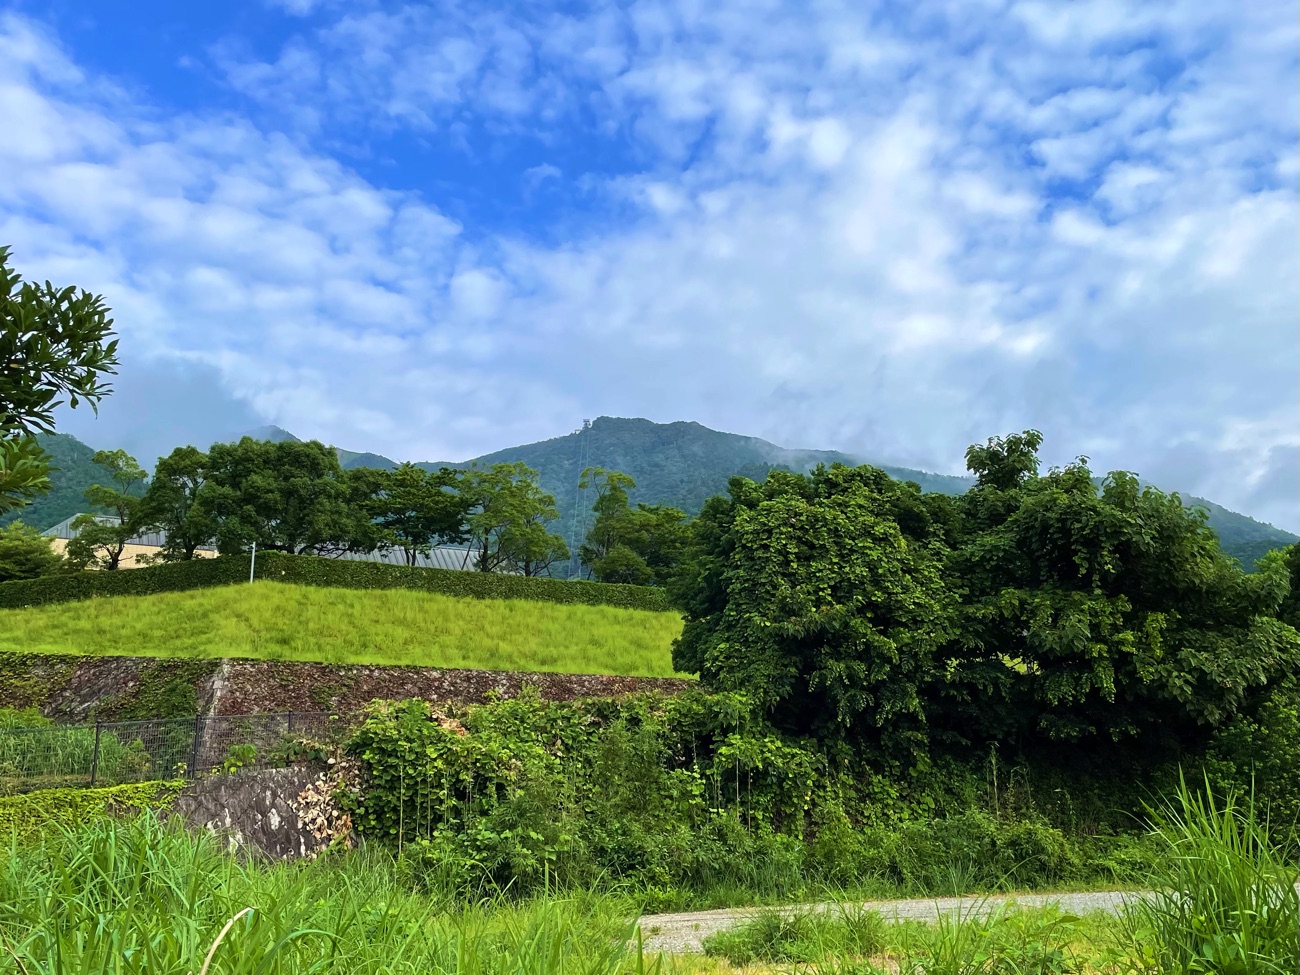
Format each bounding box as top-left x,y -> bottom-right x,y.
568,419 -> 593,578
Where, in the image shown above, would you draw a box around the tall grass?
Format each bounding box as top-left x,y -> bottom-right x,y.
1121,775 -> 1299,975
0,581 -> 686,677
0,813 -> 659,975
0,710 -> 153,793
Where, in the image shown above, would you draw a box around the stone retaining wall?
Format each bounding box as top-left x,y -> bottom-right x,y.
168,765 -> 353,860
0,652 -> 694,721
213,660 -> 693,714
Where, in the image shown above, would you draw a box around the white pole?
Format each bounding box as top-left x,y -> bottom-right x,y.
249,540 -> 257,583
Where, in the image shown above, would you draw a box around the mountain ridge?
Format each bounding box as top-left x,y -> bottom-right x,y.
4,418 -> 1294,572
260,415 -> 1296,570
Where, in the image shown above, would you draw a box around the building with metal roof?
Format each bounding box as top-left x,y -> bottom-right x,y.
41,514 -> 218,552
41,514 -> 492,573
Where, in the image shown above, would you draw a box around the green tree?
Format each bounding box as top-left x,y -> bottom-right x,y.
200,438 -> 363,555
0,438 -> 52,516
578,467 -> 638,574
460,462 -> 568,574
332,465 -> 392,557
136,446 -> 216,561
942,432 -> 1300,750
1275,542 -> 1299,631
500,480 -> 570,577
0,520 -> 64,581
671,464 -> 955,759
0,245 -> 119,514
375,463 -> 470,566
64,449 -> 147,570
578,467 -> 690,585
588,543 -> 653,585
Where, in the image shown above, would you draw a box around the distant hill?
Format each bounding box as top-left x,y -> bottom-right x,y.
336,415 -> 1295,573
0,434 -> 118,534
8,419 -> 1294,573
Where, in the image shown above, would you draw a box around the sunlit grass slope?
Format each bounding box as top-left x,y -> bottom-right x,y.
0,580 -> 686,677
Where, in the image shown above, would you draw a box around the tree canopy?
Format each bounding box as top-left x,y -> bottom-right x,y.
671,431 -> 1300,768
65,450 -> 147,571
579,467 -> 690,585
0,246 -> 119,515
0,520 -> 64,582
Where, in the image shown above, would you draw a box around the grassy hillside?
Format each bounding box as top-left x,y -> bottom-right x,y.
0,581 -> 684,677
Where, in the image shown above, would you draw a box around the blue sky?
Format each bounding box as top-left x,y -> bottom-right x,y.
1,0 -> 1296,530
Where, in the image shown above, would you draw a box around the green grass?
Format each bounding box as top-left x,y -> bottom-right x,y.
0,813 -> 661,975
1,777 -> 1295,975
0,581 -> 686,678
1119,774 -> 1299,974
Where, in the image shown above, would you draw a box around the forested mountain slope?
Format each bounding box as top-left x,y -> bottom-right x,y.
11,419 -> 1295,570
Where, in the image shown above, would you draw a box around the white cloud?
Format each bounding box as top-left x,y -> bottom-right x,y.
0,2 -> 1296,533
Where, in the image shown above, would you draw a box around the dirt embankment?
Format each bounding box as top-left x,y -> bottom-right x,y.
0,652 -> 694,721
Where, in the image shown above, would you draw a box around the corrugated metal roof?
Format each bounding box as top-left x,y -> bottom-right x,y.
331,546 -> 485,572
41,514 -> 217,552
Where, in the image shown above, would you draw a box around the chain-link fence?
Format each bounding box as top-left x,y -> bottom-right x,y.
0,711 -> 345,796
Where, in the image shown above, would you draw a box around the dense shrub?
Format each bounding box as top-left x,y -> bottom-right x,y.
0,555 -> 248,608
343,691 -> 1163,904
1205,678 -> 1299,844
0,550 -> 671,612
0,781 -> 181,841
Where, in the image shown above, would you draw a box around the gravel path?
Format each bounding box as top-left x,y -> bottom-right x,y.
637,889 -> 1141,954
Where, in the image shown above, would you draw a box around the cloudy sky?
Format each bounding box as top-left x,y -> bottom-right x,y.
2,0 -> 1296,530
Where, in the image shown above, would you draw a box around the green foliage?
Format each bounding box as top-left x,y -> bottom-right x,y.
136,445 -> 218,561
897,905 -> 1088,975
0,781 -> 180,841
1205,677 -> 1299,845
0,433 -> 119,531
0,437 -> 52,515
0,244 -> 119,518
203,436 -> 368,555
579,467 -> 690,586
373,462 -> 471,566
0,520 -> 64,582
0,813 -> 658,975
674,430 -> 1297,775
343,692 -> 1163,905
325,415 -> 1293,572
0,552 -> 253,608
1121,775 -> 1299,975
0,549 -> 670,611
460,462 -> 570,576
1275,542 -> 1300,630
101,659 -> 212,720
820,812 -> 1091,895
672,465 -> 955,759
0,245 -> 119,439
945,436 -> 1300,748
64,449 -> 147,570
703,906 -> 888,964
0,716 -> 155,795
344,691 -> 822,897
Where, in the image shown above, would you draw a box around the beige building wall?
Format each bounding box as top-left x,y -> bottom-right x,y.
47,537 -> 218,569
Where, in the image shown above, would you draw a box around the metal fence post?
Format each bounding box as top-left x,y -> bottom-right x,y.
89,721 -> 102,787
190,714 -> 203,778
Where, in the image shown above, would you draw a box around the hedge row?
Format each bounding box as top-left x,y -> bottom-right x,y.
0,556 -> 251,609
0,551 -> 675,613
0,781 -> 182,841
